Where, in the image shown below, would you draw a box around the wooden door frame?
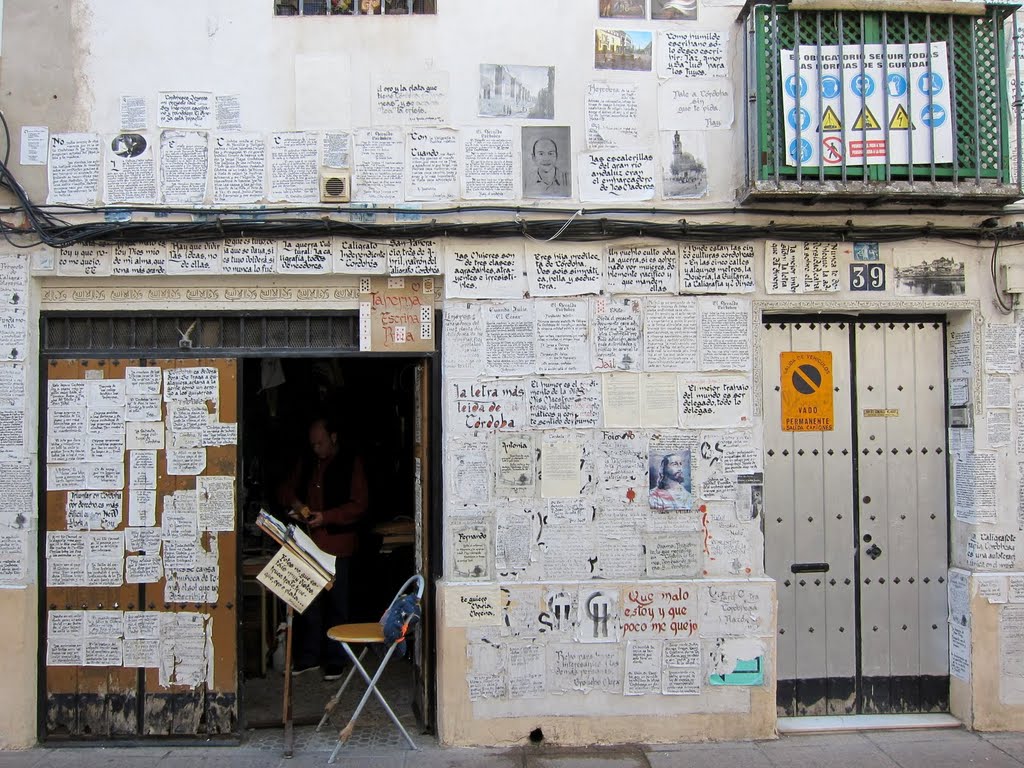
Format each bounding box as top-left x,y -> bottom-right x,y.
37,310 -> 444,741
762,312 -> 952,715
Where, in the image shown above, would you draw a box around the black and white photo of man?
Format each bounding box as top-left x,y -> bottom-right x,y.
522,126 -> 571,199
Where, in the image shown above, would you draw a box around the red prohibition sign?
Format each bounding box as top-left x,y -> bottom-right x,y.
821,136 -> 844,164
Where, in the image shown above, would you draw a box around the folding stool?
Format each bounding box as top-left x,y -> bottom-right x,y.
316,574 -> 424,762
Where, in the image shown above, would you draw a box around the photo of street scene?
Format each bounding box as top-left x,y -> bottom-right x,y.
479,64 -> 555,119
595,29 -> 653,72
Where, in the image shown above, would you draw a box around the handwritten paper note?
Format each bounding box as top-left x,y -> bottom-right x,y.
593,297 -> 643,371
766,240 -> 841,294
197,476 -> 234,532
541,432 -> 585,497
624,640 -> 661,696
372,72 -> 449,126
257,548 -> 328,613
644,297 -> 698,372
442,303 -> 485,378
158,92 -> 213,129
277,238 -> 333,274
445,585 -> 503,626
451,519 -> 491,580
549,643 -> 622,693
445,243 -> 526,299
447,380 -> 526,435
494,434 -> 537,499
679,375 -> 752,427
606,245 -> 678,294
353,128 -> 405,203
954,451 -> 998,524
104,133 -> 157,204
529,377 -> 602,429
966,530 -> 1016,570
167,242 -> 221,274
405,128 -> 459,201
65,491 -> 123,531
658,78 -> 734,131
578,150 -> 656,202
48,133 -> 101,205
386,240 -> 441,276
334,240 -> 387,274
698,582 -> 772,636
483,301 -> 536,376
585,81 -> 642,151
680,244 -> 755,294
535,299 -> 590,375
622,585 -> 698,639
55,246 -> 110,277
657,31 -> 728,79
461,126 -> 516,200
645,533 -> 702,577
698,297 -> 751,371
212,133 -> 266,203
112,244 -> 166,276
222,238 -> 276,275
164,367 -> 218,403
268,131 -> 319,203
160,130 -> 209,205
527,244 -> 603,296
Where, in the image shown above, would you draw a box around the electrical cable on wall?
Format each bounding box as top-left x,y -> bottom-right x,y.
0,149 -> 1023,248
991,240 -> 1016,314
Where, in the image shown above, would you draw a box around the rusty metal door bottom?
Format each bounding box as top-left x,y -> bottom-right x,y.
778,713 -> 961,734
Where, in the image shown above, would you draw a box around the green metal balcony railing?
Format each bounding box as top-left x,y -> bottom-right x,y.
742,2 -> 1023,205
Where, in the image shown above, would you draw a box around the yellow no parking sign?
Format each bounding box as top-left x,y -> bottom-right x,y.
780,351 -> 834,432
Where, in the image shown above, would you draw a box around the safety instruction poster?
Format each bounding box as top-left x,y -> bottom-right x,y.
780,42 -> 953,167
780,351 -> 834,432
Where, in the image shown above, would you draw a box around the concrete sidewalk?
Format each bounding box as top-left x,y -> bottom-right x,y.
6,727 -> 1024,768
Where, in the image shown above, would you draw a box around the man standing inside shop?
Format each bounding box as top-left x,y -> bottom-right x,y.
282,416 -> 369,680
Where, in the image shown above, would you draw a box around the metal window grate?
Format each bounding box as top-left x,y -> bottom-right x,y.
41,314 -> 359,356
744,2 -> 1022,204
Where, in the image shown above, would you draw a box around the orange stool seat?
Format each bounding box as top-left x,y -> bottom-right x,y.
326,622 -> 385,644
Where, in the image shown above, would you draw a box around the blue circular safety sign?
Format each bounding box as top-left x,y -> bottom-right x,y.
886,74 -> 907,97
918,72 -> 944,95
789,138 -> 813,163
852,74 -> 875,97
821,76 -> 841,99
788,107 -> 811,131
786,75 -> 808,99
920,104 -> 946,127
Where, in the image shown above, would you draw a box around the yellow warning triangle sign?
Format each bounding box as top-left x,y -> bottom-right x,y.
852,106 -> 882,130
888,103 -> 914,130
819,105 -> 842,132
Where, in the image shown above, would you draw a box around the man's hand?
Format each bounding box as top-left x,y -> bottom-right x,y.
307,510 -> 325,528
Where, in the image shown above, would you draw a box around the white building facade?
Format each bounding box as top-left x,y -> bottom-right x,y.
0,0 -> 1021,749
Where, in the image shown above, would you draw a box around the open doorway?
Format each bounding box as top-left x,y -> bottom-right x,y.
237,356 -> 422,732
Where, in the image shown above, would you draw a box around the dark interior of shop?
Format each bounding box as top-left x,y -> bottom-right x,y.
238,356 -> 419,726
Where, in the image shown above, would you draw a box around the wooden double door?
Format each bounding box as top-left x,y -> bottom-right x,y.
762,318 -> 950,716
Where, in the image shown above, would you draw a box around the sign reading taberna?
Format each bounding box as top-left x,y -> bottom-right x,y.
780,351 -> 834,432
779,43 -> 953,167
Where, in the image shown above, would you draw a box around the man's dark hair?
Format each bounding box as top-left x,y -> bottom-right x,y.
310,415 -> 338,436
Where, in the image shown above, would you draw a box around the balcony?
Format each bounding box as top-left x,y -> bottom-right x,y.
740,2 -> 1023,207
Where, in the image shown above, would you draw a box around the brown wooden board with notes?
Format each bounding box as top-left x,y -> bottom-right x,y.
43,357 -> 238,740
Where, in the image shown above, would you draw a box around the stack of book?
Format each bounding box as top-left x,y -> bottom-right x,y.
255,509 -> 335,613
